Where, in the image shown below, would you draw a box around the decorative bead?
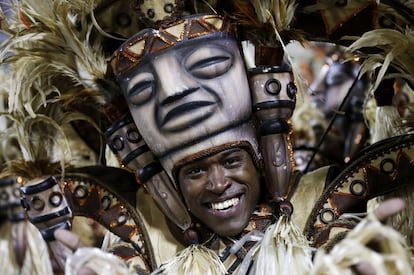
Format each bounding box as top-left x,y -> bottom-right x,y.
350,180 -> 366,196
31,196 -> 45,211
277,200 -> 294,216
147,9 -> 155,19
164,3 -> 174,13
380,158 -> 396,174
49,191 -> 63,207
320,208 -> 335,224
265,79 -> 281,95
183,227 -> 199,245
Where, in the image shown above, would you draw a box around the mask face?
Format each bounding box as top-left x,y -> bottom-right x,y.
322,64 -> 355,113
177,148 -> 260,237
118,37 -> 252,158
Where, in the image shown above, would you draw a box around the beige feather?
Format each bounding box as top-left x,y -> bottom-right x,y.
252,214 -> 314,274
0,0 -> 104,179
154,244 -> 227,275
0,0 -> 108,116
345,27 -> 414,143
311,213 -> 413,275
347,28 -> 414,92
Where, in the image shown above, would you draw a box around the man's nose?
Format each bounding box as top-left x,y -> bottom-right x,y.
206,165 -> 230,193
153,55 -> 198,104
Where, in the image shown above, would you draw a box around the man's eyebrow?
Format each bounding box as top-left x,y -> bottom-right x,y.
220,148 -> 242,158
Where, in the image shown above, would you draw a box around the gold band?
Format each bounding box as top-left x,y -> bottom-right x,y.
111,14 -> 232,76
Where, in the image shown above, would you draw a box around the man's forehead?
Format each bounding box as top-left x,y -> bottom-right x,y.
178,147 -> 253,171
193,148 -> 245,163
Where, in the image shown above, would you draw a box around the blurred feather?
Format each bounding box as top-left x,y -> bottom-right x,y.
0,0 -> 104,179
229,0 -> 304,45
347,27 -> 414,92
0,0 -> 109,117
154,244 -> 226,275
311,213 -> 413,275
346,27 -> 414,142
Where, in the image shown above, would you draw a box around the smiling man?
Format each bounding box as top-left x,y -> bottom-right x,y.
110,12 -> 413,275
111,14 -> 267,271
177,147 -> 261,237
113,13 -> 263,238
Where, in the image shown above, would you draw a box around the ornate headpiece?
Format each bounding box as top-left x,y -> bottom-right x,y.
112,14 -> 260,181
111,14 -> 231,76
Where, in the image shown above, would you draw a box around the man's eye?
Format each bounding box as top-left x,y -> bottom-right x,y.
128,80 -> 154,105
224,157 -> 242,168
185,167 -> 203,176
188,56 -> 232,79
183,167 -> 205,180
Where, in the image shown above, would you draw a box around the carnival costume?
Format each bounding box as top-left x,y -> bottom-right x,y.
0,1 -> 414,275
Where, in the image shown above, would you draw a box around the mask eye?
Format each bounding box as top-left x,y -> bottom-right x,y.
188,56 -> 232,79
225,157 -> 241,166
126,73 -> 155,106
186,47 -> 233,79
128,80 -> 154,105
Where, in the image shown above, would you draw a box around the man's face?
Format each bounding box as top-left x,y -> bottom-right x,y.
177,148 -> 260,237
118,37 -> 251,157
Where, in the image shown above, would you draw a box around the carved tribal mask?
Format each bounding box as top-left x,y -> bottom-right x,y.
112,14 -> 259,181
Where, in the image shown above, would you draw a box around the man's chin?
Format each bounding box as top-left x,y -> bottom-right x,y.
205,217 -> 249,237
214,225 -> 245,237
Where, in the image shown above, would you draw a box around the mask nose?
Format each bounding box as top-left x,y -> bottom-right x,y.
153,55 -> 199,105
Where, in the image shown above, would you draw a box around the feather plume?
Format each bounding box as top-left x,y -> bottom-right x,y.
0,0 -> 104,180
252,214 -> 314,274
346,27 -> 414,142
228,0 -> 304,45
372,106 -> 405,142
0,0 -> 109,116
311,213 -> 413,275
346,27 -> 414,92
229,0 -> 307,98
153,244 -> 227,275
0,106 -> 99,180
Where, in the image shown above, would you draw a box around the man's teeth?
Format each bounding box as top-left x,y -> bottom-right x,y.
210,197 -> 239,211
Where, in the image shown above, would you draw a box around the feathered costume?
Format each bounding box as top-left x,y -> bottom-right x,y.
0,0 -> 414,274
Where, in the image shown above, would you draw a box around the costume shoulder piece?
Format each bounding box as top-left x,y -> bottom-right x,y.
19,165 -> 157,272
305,134 -> 414,247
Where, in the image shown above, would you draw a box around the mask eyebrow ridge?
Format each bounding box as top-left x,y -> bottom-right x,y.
188,56 -> 230,71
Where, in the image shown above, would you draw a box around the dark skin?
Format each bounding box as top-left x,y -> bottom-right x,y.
177,148 -> 261,237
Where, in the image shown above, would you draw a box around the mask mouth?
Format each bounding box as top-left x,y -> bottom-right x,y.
160,101 -> 216,131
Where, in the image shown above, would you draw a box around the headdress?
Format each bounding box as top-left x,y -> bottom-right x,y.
112,13 -> 260,182
112,14 -> 232,75
2,0 -> 414,274
110,14 -> 261,273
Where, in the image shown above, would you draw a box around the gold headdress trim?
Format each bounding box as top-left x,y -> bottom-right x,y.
111,14 -> 230,76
